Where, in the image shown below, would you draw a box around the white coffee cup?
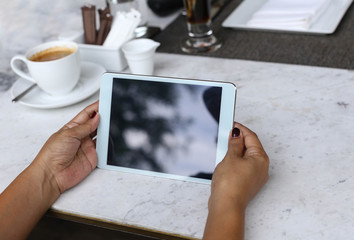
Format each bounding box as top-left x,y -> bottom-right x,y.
122,38 -> 160,75
10,41 -> 81,96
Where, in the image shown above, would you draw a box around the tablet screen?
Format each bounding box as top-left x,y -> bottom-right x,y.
107,78 -> 222,180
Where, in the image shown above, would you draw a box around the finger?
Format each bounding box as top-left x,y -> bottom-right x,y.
72,101 -> 99,124
63,101 -> 99,130
90,129 -> 98,140
67,113 -> 100,141
236,123 -> 267,158
227,122 -> 245,158
80,136 -> 98,170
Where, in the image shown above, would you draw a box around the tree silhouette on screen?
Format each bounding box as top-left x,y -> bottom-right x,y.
108,79 -> 195,172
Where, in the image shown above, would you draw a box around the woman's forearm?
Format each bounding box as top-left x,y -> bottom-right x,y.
0,160 -> 60,239
203,199 -> 246,240
0,102 -> 99,240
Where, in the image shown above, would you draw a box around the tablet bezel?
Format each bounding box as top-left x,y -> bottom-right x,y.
97,73 -> 236,184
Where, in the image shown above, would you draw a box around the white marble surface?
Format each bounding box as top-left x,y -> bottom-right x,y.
1,53 -> 354,239
1,1 -> 354,239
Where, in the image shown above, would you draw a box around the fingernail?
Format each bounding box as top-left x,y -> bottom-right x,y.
232,127 -> 240,138
91,111 -> 97,118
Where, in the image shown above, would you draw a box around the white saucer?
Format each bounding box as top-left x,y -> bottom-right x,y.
11,61 -> 106,109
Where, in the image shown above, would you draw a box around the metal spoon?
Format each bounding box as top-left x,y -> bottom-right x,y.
12,83 -> 37,102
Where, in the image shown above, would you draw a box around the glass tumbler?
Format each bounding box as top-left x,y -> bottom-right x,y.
181,0 -> 222,53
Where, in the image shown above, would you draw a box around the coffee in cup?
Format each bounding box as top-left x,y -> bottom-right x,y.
10,41 -> 81,96
29,46 -> 76,62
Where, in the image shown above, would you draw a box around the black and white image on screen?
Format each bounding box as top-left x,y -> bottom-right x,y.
108,78 -> 222,180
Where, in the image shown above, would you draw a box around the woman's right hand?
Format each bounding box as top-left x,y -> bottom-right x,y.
210,123 -> 269,210
203,123 -> 269,240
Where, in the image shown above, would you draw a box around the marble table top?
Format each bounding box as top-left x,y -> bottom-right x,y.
1,0 -> 354,239
1,53 -> 354,239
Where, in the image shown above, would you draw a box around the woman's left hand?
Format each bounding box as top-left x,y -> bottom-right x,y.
34,101 -> 100,194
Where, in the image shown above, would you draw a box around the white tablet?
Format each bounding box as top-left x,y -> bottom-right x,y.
97,73 -> 236,183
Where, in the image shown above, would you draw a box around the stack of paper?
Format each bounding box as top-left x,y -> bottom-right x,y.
247,0 -> 331,30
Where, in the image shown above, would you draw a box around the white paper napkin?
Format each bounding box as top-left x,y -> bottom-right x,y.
103,8 -> 141,49
247,0 -> 331,30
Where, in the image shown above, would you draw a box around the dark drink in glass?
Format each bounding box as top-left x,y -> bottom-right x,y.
185,0 -> 210,24
181,0 -> 221,53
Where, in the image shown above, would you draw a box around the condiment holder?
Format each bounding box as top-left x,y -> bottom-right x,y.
58,31 -> 129,72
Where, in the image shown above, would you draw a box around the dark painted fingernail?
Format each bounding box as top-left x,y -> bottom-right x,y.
91,111 -> 97,118
232,127 -> 240,138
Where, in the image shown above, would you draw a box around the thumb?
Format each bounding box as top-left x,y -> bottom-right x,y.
68,113 -> 100,140
228,126 -> 245,158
